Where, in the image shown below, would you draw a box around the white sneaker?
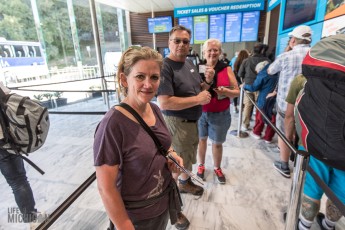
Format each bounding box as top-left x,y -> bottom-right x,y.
241,125 -> 250,131
265,140 -> 272,144
250,131 -> 261,140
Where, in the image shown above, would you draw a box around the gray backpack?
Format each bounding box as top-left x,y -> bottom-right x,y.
0,90 -> 50,155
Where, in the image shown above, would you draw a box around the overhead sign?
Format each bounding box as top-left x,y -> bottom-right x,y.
209,14 -> 225,42
174,1 -> 265,17
225,13 -> 242,42
193,15 -> 208,44
241,11 -> 260,42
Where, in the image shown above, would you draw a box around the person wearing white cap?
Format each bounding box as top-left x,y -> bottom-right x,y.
267,24 -> 312,178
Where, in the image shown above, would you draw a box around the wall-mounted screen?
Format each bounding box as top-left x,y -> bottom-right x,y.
179,17 -> 194,44
193,15 -> 209,44
209,14 -> 225,42
148,16 -> 173,33
225,13 -> 242,42
283,0 -> 317,30
241,11 -> 260,42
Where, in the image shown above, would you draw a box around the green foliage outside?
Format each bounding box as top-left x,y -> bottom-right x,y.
0,0 -> 120,68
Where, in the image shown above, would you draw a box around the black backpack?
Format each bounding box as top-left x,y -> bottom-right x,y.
296,34 -> 345,170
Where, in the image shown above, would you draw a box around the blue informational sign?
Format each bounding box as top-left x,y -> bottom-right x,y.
147,16 -> 172,33
209,14 -> 225,42
241,11 -> 260,41
174,1 -> 264,17
225,13 -> 242,42
178,17 -> 194,44
193,15 -> 209,44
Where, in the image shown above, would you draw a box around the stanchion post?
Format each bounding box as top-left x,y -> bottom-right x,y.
241,89 -> 305,228
230,86 -> 248,138
285,151 -> 309,230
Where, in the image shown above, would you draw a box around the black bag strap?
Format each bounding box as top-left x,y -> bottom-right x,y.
117,103 -> 168,156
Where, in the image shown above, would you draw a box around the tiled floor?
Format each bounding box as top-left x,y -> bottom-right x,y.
0,96 -> 344,230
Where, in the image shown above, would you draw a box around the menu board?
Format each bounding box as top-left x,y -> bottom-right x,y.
225,13 -> 242,42
178,17 -> 194,44
209,14 -> 225,42
241,11 -> 260,41
147,16 -> 172,33
193,15 -> 209,44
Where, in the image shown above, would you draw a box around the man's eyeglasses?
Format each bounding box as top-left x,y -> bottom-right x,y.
170,38 -> 190,45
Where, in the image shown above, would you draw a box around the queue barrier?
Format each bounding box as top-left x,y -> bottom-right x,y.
241,89 -> 345,230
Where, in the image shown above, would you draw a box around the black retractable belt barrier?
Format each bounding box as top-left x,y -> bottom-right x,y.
242,90 -> 345,228
8,75 -> 114,89
35,172 -> 97,230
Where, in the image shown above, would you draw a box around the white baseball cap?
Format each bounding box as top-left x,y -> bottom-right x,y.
288,25 -> 313,41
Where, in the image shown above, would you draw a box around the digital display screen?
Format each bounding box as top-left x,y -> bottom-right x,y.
225,13 -> 242,42
178,17 -> 194,44
283,0 -> 317,30
147,16 -> 172,33
193,15 -> 209,44
209,14 -> 225,42
241,11 -> 260,42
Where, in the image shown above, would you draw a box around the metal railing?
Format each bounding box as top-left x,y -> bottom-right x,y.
240,89 -> 345,230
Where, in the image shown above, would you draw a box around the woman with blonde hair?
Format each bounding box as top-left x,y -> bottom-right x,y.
94,46 -> 183,230
196,39 -> 240,184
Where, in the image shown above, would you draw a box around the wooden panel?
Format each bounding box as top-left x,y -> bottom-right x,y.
129,11 -> 174,48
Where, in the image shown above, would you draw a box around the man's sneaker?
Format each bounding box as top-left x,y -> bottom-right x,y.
197,164 -> 205,180
174,212 -> 190,230
273,161 -> 291,178
178,177 -> 204,195
250,131 -> 261,140
317,212 -> 335,230
214,168 -> 226,184
264,139 -> 272,144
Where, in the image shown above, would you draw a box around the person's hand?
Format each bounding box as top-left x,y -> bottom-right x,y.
204,67 -> 215,83
167,151 -> 184,173
266,91 -> 277,99
197,90 -> 211,105
213,86 -> 227,97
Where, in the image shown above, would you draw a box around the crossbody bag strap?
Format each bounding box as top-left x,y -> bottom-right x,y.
117,103 -> 168,156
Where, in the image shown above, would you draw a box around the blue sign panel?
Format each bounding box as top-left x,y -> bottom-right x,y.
147,16 -> 172,33
178,17 -> 194,44
209,14 -> 225,42
241,11 -> 260,41
174,1 -> 264,17
225,13 -> 242,42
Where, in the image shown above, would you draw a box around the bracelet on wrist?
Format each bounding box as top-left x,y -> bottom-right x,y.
204,80 -> 214,86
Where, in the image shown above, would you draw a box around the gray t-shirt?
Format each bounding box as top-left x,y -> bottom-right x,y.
93,103 -> 172,221
158,58 -> 203,120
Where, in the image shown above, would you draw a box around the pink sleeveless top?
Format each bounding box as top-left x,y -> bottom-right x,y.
202,67 -> 231,112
